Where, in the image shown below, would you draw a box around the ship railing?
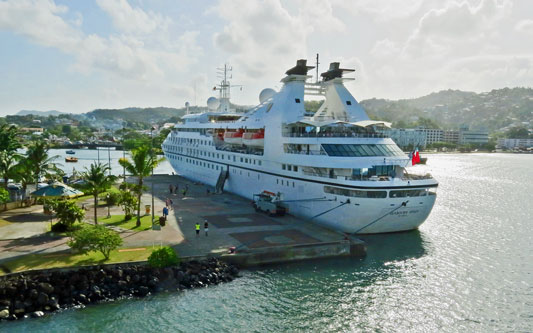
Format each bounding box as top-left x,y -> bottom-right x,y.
283,132 -> 388,139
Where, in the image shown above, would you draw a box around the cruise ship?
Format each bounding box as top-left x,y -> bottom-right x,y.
162,60 -> 438,234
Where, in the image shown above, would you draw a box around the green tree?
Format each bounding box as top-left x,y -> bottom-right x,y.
505,126 -> 530,139
49,199 -> 85,230
0,124 -> 22,189
0,187 -> 9,209
118,183 -> 138,221
12,159 -> 34,200
118,146 -> 163,227
67,224 -> 123,260
80,163 -> 117,225
26,141 -> 61,189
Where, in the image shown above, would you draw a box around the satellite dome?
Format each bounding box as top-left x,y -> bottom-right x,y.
207,97 -> 220,110
259,88 -> 276,104
185,101 -> 190,107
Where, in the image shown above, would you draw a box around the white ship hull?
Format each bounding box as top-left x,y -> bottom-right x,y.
165,152 -> 436,234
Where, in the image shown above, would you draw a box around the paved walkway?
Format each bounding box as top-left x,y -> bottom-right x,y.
0,174 -> 347,264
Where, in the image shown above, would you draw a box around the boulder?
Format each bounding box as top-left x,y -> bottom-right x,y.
30,311 -> 45,318
37,292 -> 49,306
39,283 -> 54,294
0,309 -> 9,319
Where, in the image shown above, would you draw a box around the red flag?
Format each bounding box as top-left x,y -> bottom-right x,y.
412,148 -> 420,165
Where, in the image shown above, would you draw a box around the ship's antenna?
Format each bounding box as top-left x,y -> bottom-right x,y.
316,53 -> 320,83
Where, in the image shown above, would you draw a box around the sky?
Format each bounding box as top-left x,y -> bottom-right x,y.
0,0 -> 532,115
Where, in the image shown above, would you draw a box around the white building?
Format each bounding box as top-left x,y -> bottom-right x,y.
416,128 -> 443,145
386,129 -> 427,149
498,138 -> 533,149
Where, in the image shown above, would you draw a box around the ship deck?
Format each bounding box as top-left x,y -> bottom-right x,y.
144,174 -> 366,267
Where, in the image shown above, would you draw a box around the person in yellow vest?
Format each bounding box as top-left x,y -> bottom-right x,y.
195,222 -> 200,237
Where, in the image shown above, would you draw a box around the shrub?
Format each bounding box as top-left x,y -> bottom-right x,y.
118,190 -> 138,220
0,187 -> 9,208
67,224 -> 123,260
103,191 -> 121,206
51,223 -> 69,233
148,246 -> 179,268
49,199 -> 85,230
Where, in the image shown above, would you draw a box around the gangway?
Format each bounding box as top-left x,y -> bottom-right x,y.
215,169 -> 228,193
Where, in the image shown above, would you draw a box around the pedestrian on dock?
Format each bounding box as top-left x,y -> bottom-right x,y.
195,222 -> 200,237
204,220 -> 209,236
162,206 -> 169,219
169,184 -> 174,194
165,198 -> 171,208
169,198 -> 173,210
175,183 -> 179,194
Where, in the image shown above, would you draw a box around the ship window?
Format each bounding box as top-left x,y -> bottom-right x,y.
346,101 -> 352,105
258,174 -> 260,180
294,166 -> 298,172
288,165 -> 292,171
292,182 -> 295,187
295,98 -> 301,103
233,156 -> 236,162
258,161 -> 262,166
277,179 -> 279,184
282,164 -> 286,170
324,186 -> 386,198
240,157 -> 243,162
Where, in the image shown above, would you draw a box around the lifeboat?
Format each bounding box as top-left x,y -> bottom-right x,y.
224,128 -> 244,145
65,157 -> 78,163
242,129 -> 265,147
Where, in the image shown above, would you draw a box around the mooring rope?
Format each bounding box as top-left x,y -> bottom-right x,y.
352,200 -> 409,234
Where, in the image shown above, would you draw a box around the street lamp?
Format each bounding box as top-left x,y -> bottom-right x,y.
106,194 -> 111,218
150,126 -> 155,227
122,127 -> 126,181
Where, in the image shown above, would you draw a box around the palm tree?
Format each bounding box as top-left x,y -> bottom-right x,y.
81,163 -> 117,225
0,124 -> 21,189
12,159 -> 34,200
118,145 -> 163,227
26,141 -> 61,189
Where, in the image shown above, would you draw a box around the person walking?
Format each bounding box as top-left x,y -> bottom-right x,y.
169,184 -> 174,194
204,220 -> 209,236
175,183 -> 179,194
165,198 -> 170,208
162,206 -> 169,219
195,222 -> 200,237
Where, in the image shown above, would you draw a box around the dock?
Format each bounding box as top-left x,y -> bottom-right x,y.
145,175 -> 366,267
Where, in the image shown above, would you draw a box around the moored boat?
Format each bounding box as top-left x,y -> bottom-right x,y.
65,157 -> 78,163
66,150 -> 75,154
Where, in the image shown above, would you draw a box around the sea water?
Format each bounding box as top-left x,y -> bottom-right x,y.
3,153 -> 532,332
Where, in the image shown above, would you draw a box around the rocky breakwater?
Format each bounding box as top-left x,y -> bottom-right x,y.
0,258 -> 239,321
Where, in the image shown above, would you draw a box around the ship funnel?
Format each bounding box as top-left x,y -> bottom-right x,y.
320,62 -> 355,81
285,59 -> 315,75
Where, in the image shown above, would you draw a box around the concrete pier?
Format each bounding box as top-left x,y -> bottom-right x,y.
145,175 -> 366,267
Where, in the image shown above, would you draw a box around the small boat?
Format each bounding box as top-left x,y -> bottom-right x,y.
66,150 -> 75,154
65,157 -> 78,163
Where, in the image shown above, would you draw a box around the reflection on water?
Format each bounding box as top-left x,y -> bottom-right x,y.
3,153 -> 533,332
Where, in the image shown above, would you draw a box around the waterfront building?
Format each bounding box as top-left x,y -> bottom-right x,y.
498,138 -> 533,149
416,128 -> 443,145
458,127 -> 489,145
443,130 -> 459,143
385,128 -> 427,149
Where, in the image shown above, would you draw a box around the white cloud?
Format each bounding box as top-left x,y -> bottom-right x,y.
515,19 -> 533,35
95,0 -> 170,35
331,0 -> 424,20
403,0 -> 512,57
0,0 -> 200,83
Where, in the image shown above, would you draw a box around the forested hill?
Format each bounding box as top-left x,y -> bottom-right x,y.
360,87 -> 533,131
87,107 -> 189,123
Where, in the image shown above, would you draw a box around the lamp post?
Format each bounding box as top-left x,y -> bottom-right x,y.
150,126 -> 155,227
106,193 -> 111,218
122,127 -> 126,180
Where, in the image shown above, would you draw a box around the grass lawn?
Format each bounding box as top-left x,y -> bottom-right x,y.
100,214 -> 159,231
1,247 -> 156,275
0,218 -> 10,228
